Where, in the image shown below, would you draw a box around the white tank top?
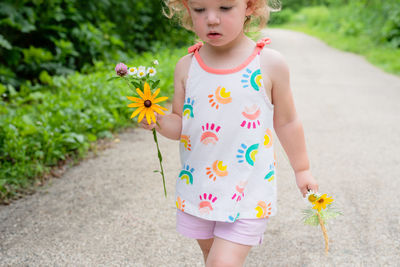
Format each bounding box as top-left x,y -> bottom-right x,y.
175,38 -> 277,223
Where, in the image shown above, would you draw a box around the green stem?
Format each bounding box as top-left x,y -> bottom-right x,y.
152,128 -> 167,198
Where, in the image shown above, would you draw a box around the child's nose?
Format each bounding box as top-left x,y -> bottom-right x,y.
206,11 -> 220,25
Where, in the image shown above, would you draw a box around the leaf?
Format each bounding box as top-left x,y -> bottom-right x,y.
152,80 -> 160,88
107,77 -> 120,82
0,34 -> 12,50
302,208 -> 320,226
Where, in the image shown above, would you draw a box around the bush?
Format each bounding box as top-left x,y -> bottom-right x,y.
0,0 -> 193,89
0,46 -> 187,203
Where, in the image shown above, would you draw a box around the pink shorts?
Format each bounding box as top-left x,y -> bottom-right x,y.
176,209 -> 269,246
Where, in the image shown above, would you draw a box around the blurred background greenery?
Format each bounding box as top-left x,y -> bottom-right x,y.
0,0 -> 399,202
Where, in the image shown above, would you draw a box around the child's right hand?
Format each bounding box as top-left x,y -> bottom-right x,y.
139,112 -> 159,131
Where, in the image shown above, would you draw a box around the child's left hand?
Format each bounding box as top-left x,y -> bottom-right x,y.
295,170 -> 319,197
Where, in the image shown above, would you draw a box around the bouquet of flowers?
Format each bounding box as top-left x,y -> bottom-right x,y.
109,60 -> 169,197
303,191 -> 342,254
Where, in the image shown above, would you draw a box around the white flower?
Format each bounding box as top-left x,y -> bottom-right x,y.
138,66 -> 146,72
137,69 -> 146,78
147,67 -> 157,77
128,67 -> 137,75
304,190 -> 321,204
153,60 -> 159,65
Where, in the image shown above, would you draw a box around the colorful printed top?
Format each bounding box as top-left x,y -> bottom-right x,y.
175,38 -> 277,223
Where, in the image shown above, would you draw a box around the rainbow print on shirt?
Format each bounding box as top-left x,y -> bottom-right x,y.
241,68 -> 263,91
183,97 -> 195,119
179,164 -> 195,185
199,193 -> 218,215
241,104 -> 262,129
236,143 -> 259,166
200,123 -> 221,145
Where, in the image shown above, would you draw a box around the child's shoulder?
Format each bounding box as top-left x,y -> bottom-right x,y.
259,47 -> 290,82
259,47 -> 288,68
174,53 -> 193,77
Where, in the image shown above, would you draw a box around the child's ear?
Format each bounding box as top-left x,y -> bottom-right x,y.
245,0 -> 257,16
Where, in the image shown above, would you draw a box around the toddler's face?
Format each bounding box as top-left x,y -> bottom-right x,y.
187,0 -> 252,46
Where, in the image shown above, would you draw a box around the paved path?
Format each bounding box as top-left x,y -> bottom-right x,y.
1,29 -> 400,266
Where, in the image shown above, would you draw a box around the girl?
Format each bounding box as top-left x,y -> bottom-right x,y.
140,0 -> 319,266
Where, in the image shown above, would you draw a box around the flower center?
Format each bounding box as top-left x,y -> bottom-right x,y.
318,198 -> 324,204
144,100 -> 152,107
308,195 -> 317,203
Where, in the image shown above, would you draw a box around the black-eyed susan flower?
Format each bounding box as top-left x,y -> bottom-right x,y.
127,82 -> 168,125
302,191 -> 341,254
312,194 -> 334,212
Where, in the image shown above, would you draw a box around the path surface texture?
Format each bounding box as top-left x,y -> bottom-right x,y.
1,29 -> 400,266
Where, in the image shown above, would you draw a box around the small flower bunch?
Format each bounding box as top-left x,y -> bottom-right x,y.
302,191 -> 342,254
109,60 -> 168,197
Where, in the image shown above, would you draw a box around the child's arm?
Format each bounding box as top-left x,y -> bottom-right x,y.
262,50 -> 319,197
139,55 -> 191,140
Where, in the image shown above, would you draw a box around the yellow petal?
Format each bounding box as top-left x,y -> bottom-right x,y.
130,106 -> 145,119
151,105 -> 166,115
127,96 -> 143,103
153,96 -> 168,104
144,82 -> 151,99
138,108 -> 147,122
145,108 -> 152,125
128,102 -> 143,108
152,88 -> 161,99
153,104 -> 168,111
150,110 -> 156,123
136,88 -> 146,99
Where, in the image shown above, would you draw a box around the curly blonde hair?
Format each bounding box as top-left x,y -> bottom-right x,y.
163,0 -> 281,32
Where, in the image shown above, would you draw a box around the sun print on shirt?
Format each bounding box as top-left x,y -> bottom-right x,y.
255,201 -> 272,219
208,86 -> 232,109
176,196 -> 186,211
180,135 -> 192,151
205,160 -> 228,181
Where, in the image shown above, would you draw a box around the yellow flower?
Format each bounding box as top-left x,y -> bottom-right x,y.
312,194 -> 334,212
127,82 -> 168,125
305,190 -> 320,204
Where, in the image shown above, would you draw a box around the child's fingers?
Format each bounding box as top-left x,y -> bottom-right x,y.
139,118 -> 156,130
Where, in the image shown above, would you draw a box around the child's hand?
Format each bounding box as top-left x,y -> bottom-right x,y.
295,170 -> 319,198
139,112 -> 159,131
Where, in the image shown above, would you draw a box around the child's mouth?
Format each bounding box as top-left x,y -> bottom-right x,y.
207,32 -> 222,39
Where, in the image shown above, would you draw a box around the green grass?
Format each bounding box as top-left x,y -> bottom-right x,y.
0,46 -> 187,203
275,23 -> 400,76
268,4 -> 400,76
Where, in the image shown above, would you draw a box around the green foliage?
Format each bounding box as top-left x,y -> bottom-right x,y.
0,46 -> 186,202
302,205 -> 342,226
273,0 -> 400,48
0,0 -> 193,89
271,0 -> 400,74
